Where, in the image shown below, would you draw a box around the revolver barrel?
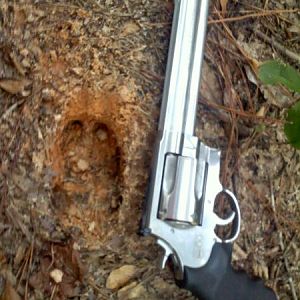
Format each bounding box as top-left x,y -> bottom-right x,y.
159,0 -> 209,135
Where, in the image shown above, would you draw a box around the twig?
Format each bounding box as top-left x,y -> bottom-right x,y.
242,3 -> 297,25
0,99 -> 25,122
208,9 -> 299,24
255,31 -> 300,65
144,9 -> 299,27
6,205 -> 32,241
47,243 -> 55,271
199,97 -> 284,125
49,285 -> 57,300
25,239 -> 34,300
212,7 -> 257,69
16,246 -> 31,290
87,277 -> 109,299
264,0 -> 269,10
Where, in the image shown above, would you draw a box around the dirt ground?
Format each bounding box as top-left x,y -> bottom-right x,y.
0,0 -> 299,299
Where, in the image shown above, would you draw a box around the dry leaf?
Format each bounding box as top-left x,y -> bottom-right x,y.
220,0 -> 228,14
0,79 -> 31,94
0,282 -> 21,300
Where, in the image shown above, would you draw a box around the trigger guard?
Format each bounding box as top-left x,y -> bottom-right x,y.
214,211 -> 235,226
215,189 -> 241,244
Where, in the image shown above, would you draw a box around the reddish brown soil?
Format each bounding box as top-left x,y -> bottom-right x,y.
50,91 -> 123,244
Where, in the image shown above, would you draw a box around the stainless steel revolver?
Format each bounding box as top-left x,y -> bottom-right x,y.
141,1 -> 277,299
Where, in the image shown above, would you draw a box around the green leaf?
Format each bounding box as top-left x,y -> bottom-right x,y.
258,60 -> 300,93
284,101 -> 300,149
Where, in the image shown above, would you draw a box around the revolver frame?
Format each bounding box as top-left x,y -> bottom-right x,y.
141,0 -> 240,279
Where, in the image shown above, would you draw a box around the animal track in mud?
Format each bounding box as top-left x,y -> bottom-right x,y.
51,92 -> 123,243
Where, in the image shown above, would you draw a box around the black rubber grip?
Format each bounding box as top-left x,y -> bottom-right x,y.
178,243 -> 277,300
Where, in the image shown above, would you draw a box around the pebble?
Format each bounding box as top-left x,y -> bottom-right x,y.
77,159 -> 89,171
50,269 -> 63,283
106,265 -> 137,290
21,58 -> 31,68
96,128 -> 108,141
88,221 -> 96,232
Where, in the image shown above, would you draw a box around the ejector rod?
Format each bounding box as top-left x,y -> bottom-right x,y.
159,0 -> 210,136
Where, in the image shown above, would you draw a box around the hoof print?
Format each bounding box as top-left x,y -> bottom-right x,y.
51,92 -> 122,243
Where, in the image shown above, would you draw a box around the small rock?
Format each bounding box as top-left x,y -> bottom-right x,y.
20,48 -> 29,56
72,67 -> 83,75
23,30 -> 31,40
88,221 -> 96,232
54,114 -> 62,122
106,265 -> 137,290
96,128 -> 108,141
41,88 -> 55,101
68,151 -> 75,157
50,269 -> 63,283
49,50 -> 57,61
77,159 -> 89,171
73,242 -> 80,251
21,58 -> 31,68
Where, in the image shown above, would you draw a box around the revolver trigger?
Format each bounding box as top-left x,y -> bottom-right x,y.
157,239 -> 173,269
213,211 -> 235,226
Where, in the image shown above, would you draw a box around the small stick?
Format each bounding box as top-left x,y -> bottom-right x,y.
255,31 -> 300,64
199,97 -> 284,125
25,239 -> 35,300
87,277 -> 109,298
49,285 -> 57,300
208,9 -> 299,24
47,244 -> 55,271
0,99 -> 25,122
16,246 -> 30,290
